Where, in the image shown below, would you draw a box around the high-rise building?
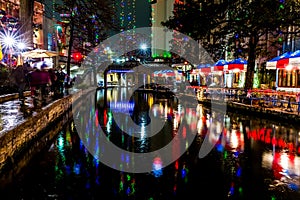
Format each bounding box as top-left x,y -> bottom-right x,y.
151,0 -> 175,58
110,0 -> 152,59
111,0 -> 151,34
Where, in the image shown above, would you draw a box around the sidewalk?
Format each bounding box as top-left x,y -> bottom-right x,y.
0,89 -> 76,135
0,93 -> 41,134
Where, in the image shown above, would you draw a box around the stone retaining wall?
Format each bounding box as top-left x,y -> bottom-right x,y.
0,88 -> 93,173
0,91 -> 31,104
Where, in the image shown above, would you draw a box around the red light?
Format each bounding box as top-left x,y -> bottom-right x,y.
73,52 -> 82,61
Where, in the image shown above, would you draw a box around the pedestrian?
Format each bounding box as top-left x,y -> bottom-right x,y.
27,67 -> 38,97
9,64 -> 29,104
29,64 -> 51,105
48,68 -> 57,97
55,68 -> 66,97
296,92 -> 300,115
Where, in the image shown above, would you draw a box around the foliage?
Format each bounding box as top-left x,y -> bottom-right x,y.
161,0 -> 300,89
53,0 -> 119,53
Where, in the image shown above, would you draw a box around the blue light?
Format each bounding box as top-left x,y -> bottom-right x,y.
73,163 -> 81,175
108,70 -> 134,73
181,168 -> 187,178
236,167 -> 242,177
216,143 -> 224,152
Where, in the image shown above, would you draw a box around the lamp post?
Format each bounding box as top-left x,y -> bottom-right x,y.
3,35 -> 15,68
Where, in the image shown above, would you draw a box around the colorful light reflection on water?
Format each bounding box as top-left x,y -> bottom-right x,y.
1,88 -> 300,199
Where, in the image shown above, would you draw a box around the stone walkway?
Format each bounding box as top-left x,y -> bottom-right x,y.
0,94 -> 34,134
0,89 -> 75,135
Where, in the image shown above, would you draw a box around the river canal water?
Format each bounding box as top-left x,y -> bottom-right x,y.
0,88 -> 300,200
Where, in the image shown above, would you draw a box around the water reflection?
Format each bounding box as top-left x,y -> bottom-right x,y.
1,88 -> 300,199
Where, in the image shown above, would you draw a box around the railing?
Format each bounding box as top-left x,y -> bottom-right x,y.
194,87 -> 300,113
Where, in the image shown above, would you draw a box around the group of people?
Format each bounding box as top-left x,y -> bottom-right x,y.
10,63 -> 67,105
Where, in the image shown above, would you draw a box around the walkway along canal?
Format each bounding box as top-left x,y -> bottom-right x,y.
0,88 -> 93,175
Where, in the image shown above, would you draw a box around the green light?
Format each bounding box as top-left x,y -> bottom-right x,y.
119,181 -> 124,191
279,4 -> 284,9
278,37 -> 283,42
239,187 -> 243,193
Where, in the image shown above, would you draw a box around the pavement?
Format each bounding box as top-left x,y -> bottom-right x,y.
0,93 -> 41,133
0,89 -> 75,134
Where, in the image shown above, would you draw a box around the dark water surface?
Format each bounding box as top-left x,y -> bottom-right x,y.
1,88 -> 300,200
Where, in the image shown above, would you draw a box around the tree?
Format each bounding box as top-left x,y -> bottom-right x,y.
53,0 -> 119,76
162,0 -> 300,90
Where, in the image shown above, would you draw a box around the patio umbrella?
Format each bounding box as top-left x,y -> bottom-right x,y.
22,49 -> 58,58
228,58 -> 247,71
266,52 -> 291,70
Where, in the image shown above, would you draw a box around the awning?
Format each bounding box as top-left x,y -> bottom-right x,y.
197,63 -> 212,74
200,67 -> 211,73
152,69 -> 175,77
214,59 -> 228,71
266,52 -> 291,70
276,57 -> 289,69
287,50 -> 300,65
228,58 -> 247,71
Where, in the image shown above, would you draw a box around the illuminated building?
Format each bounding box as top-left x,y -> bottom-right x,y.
150,0 -> 174,58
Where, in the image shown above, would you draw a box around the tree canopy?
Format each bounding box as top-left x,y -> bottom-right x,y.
162,0 -> 300,89
53,0 -> 119,75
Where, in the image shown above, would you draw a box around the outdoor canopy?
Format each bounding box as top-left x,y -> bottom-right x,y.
227,58 -> 247,71
22,49 -> 58,58
197,63 -> 212,73
287,50 -> 300,66
214,59 -> 228,71
266,52 -> 291,70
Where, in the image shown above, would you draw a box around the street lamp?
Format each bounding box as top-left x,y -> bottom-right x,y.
139,43 -> 148,62
3,35 -> 15,68
140,43 -> 147,51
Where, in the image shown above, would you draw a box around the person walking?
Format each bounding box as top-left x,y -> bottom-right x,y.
29,64 -> 51,105
48,68 -> 57,98
55,68 -> 66,97
10,64 -> 29,104
296,92 -> 300,115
